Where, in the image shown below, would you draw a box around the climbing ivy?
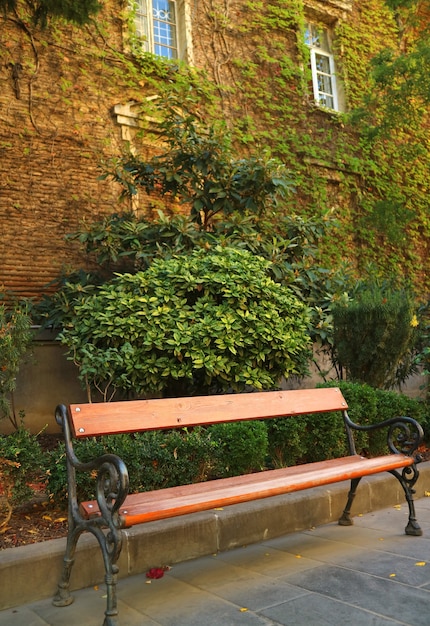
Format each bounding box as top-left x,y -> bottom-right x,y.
0,0 -> 102,25
2,0 -> 430,296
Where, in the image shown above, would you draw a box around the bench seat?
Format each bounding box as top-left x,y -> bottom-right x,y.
81,453 -> 414,526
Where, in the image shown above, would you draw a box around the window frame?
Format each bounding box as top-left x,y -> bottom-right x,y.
305,22 -> 339,112
133,0 -> 184,61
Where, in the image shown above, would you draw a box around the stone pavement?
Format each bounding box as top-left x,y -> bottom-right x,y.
2,496 -> 430,626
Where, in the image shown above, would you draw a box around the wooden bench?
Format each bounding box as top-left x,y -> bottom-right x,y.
52,387 -> 424,626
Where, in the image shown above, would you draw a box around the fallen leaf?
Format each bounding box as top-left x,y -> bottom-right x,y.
239,608 -> 248,612
425,491 -> 430,497
54,517 -> 67,523
93,586 -> 99,591
393,505 -> 402,510
295,554 -> 302,559
415,562 -> 426,567
42,515 -> 52,521
389,573 -> 396,578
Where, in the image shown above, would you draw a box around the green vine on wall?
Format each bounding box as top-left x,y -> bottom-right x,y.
1,0 -> 430,295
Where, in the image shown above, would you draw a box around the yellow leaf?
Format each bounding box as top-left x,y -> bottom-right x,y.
389,573 -> 396,578
42,515 -> 52,521
54,517 -> 67,523
145,580 -> 152,584
213,507 -> 224,511
415,562 -> 426,567
93,586 -> 99,591
425,491 -> 430,497
393,505 -> 402,510
295,554 -> 302,559
239,608 -> 248,612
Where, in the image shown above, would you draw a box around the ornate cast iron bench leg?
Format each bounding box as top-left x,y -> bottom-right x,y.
53,522 -> 123,626
52,525 -> 82,607
389,467 -> 422,536
338,477 -> 361,527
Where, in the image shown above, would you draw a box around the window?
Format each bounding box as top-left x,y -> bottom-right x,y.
305,22 -> 338,111
134,0 -> 179,59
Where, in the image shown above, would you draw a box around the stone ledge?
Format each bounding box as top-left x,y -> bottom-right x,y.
1,461 -> 429,611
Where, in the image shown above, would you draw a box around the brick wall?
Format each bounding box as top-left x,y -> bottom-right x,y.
0,2 -> 154,298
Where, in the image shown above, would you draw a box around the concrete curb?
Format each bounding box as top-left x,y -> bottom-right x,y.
1,461 -> 430,611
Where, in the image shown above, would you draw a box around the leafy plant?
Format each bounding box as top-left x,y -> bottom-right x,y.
107,104 -> 294,231
37,207 -> 349,355
332,282 -> 418,389
0,300 -> 33,429
47,428 -> 218,503
321,380 -> 428,454
0,428 -> 46,529
59,246 -> 312,400
0,0 -> 102,26
208,421 -> 268,478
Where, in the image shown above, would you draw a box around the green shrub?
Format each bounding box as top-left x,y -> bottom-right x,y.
0,428 -> 46,505
332,282 -> 417,389
208,421 -> 268,478
321,381 -> 427,456
301,411 -> 349,463
0,301 -> 33,429
59,246 -> 311,399
266,416 -> 304,467
47,428 -> 218,503
267,381 -> 428,467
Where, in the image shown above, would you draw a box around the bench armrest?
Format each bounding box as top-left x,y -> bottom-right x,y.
55,404 -> 129,524
343,410 -> 424,459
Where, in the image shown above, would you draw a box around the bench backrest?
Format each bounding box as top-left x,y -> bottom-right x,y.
67,387 -> 348,438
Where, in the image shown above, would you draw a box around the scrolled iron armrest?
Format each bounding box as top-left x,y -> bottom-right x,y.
344,411 -> 424,459
55,404 -> 129,522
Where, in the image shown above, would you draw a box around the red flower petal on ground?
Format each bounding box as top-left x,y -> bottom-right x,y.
146,567 -> 165,579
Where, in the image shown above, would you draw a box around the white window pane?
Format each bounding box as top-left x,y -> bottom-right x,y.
305,23 -> 329,52
133,0 -> 178,59
153,0 -> 177,56
319,94 -> 334,108
317,73 -> 333,95
307,26 -> 338,111
135,0 -> 150,41
315,53 -> 331,74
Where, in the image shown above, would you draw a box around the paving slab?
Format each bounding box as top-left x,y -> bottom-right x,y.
1,498 -> 430,626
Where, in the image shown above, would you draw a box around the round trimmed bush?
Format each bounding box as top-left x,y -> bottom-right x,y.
60,246 -> 311,399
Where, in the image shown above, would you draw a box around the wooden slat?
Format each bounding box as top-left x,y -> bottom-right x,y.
70,387 -> 348,437
80,454 -> 413,526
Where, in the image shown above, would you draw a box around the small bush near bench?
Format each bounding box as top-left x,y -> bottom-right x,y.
0,428 -> 46,530
267,382 -> 428,467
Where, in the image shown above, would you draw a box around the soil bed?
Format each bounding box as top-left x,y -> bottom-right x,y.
0,497 -> 68,549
